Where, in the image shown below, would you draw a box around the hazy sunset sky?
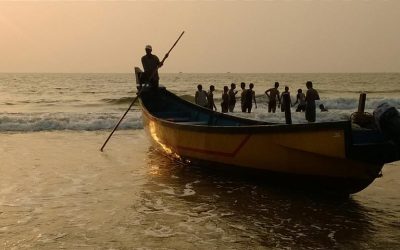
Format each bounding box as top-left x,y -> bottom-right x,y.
0,1 -> 399,73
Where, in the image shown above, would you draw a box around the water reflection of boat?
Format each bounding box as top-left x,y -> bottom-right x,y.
141,146 -> 377,248
136,70 -> 399,196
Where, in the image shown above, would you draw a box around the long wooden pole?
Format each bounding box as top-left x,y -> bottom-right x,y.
161,31 -> 185,64
100,92 -> 141,152
100,31 -> 185,152
148,31 -> 185,82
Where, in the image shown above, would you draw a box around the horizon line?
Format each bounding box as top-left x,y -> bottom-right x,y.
0,71 -> 399,74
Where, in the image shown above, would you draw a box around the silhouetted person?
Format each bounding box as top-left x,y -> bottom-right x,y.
293,89 -> 306,112
244,83 -> 257,113
319,104 -> 328,112
240,82 -> 247,113
265,82 -> 280,113
228,83 -> 238,112
280,86 -> 291,112
195,84 -> 208,108
141,45 -> 164,89
207,85 -> 217,111
305,81 -> 320,122
221,86 -> 229,113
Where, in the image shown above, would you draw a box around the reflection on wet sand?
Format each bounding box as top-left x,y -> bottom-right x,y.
139,146 -> 378,249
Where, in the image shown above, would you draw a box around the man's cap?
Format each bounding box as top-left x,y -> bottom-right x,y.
145,45 -> 152,50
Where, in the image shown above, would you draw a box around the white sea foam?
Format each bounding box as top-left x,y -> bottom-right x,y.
144,223 -> 175,238
0,112 -> 143,132
318,97 -> 400,110
240,95 -> 400,111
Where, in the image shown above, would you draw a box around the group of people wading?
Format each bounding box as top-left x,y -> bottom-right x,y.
264,80 -> 325,122
195,80 -> 325,123
141,44 -> 326,123
195,82 -> 257,114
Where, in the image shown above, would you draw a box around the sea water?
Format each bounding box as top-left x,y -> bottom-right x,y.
0,73 -> 399,248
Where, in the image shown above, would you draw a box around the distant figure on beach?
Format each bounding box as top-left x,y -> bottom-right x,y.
228,83 -> 238,112
240,82 -> 247,112
244,83 -> 257,113
141,45 -> 164,89
305,81 -> 320,122
293,88 -> 306,112
265,82 -> 280,113
280,86 -> 291,112
319,104 -> 328,112
195,84 -> 208,108
221,86 -> 229,113
207,85 -> 217,111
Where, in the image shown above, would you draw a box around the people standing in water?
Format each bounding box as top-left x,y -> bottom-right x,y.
280,86 -> 291,112
240,82 -> 247,113
195,84 -> 208,108
221,86 -> 229,113
228,83 -> 238,112
244,83 -> 257,113
265,82 -> 280,113
293,89 -> 306,112
141,45 -> 164,89
319,104 -> 328,112
305,81 -> 320,122
207,85 -> 217,111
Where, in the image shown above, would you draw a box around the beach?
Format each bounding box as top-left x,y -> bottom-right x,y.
0,73 -> 399,248
0,131 -> 146,248
0,130 -> 399,249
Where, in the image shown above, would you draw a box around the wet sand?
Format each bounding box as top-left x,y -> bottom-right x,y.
0,131 -> 399,249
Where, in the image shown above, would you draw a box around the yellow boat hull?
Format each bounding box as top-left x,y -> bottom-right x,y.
142,111 -> 382,193
136,86 -> 390,194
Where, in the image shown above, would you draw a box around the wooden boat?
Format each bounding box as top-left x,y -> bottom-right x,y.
136,69 -> 400,195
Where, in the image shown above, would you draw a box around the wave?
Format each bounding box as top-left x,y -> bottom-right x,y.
13,99 -> 82,105
2,97 -> 398,132
321,89 -> 400,94
212,94 -> 400,110
101,97 -> 136,105
320,97 -> 400,110
0,112 -> 143,132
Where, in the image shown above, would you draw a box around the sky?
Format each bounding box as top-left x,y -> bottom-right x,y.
0,1 -> 399,73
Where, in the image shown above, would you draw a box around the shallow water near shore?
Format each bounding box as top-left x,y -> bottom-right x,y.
1,131 -> 399,249
1,72 -> 399,248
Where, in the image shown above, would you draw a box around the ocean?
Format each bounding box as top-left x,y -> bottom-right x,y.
0,73 -> 399,249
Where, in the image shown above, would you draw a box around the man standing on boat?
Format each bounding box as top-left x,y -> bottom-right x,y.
141,45 -> 165,89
